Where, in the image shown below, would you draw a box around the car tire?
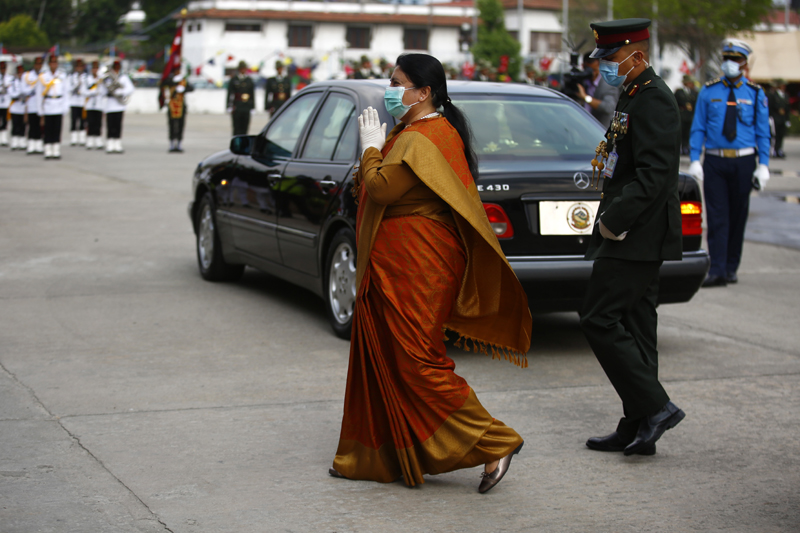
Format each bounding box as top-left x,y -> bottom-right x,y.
195,192 -> 245,282
324,227 -> 357,340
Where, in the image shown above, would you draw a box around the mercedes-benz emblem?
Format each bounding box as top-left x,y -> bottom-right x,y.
573,172 -> 590,190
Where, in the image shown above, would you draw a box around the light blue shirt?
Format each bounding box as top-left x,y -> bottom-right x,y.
689,77 -> 770,166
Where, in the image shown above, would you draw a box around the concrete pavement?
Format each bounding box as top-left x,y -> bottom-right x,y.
1,114 -> 798,532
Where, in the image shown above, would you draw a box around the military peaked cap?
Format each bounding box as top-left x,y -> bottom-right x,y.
589,18 -> 651,59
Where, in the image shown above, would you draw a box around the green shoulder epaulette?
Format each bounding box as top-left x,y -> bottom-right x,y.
705,77 -> 722,87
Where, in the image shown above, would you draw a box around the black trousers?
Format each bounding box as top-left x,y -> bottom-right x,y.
580,258 -> 669,433
168,114 -> 185,141
106,111 -> 123,139
0,110 -> 7,130
43,114 -> 63,143
231,110 -> 250,136
680,112 -> 692,152
11,114 -> 26,136
70,107 -> 86,131
774,119 -> 787,153
28,113 -> 41,140
703,153 -> 756,278
87,110 -> 102,136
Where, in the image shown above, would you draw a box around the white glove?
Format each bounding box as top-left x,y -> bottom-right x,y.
226,107 -> 233,114
358,107 -> 386,156
688,160 -> 704,181
114,88 -> 124,97
753,164 -> 770,191
250,109 -> 255,115
176,85 -> 185,94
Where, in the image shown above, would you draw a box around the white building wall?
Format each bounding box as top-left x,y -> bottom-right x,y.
371,25 -> 404,64
429,27 -> 462,65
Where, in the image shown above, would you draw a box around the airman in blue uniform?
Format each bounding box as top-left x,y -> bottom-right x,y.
688,39 -> 771,287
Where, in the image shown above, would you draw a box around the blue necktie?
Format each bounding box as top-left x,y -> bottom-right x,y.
723,85 -> 737,142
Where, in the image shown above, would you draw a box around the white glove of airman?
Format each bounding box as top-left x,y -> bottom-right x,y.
176,85 -> 185,94
753,164 -> 770,190
358,106 -> 386,157
688,160 -> 704,182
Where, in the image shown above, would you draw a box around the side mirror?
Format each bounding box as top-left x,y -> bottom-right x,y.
230,135 -> 255,155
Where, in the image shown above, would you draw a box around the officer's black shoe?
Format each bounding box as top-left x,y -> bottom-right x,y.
624,402 -> 685,456
586,431 -> 656,455
725,272 -> 738,284
701,274 -> 727,288
775,149 -> 786,159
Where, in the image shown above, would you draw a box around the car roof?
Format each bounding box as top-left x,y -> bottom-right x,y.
309,78 -> 567,100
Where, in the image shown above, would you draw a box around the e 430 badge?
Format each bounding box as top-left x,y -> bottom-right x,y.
477,184 -> 510,192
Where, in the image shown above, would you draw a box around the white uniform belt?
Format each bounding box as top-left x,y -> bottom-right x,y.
706,147 -> 755,158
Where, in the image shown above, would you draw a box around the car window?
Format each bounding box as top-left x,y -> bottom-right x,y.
333,114 -> 357,162
265,92 -> 323,155
303,93 -> 356,160
453,95 -> 605,159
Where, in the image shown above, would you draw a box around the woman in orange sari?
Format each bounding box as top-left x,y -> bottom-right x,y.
329,54 -> 532,493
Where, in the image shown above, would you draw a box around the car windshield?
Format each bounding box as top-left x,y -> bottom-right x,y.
453,95 -> 605,160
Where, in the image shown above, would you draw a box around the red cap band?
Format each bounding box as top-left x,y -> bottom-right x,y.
596,28 -> 650,46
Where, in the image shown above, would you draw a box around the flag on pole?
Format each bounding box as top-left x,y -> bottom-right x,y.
159,18 -> 185,109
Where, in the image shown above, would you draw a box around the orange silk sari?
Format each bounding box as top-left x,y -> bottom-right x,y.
332,117 -> 531,486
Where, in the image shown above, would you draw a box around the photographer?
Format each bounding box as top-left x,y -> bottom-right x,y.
576,53 -> 621,128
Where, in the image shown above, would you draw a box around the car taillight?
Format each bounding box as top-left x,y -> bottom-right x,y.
482,203 -> 514,239
681,201 -> 703,236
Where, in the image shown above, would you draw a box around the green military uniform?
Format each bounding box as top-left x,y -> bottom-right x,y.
265,62 -> 291,115
768,80 -> 790,158
674,76 -> 698,155
227,61 -> 255,135
580,19 -> 684,443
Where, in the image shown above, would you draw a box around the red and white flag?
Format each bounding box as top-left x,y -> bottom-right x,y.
159,20 -> 184,108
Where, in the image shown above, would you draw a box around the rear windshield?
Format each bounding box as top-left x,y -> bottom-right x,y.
453,95 -> 605,160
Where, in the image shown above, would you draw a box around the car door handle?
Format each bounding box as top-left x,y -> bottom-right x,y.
320,179 -> 338,194
266,173 -> 282,186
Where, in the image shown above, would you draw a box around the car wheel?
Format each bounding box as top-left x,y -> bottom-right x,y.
195,192 -> 245,282
325,227 -> 357,340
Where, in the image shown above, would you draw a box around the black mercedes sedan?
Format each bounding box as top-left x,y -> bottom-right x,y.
189,79 -> 709,339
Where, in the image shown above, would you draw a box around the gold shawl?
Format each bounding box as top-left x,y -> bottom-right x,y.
355,120 -> 532,365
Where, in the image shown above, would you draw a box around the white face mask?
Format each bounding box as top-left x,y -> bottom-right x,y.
721,60 -> 742,79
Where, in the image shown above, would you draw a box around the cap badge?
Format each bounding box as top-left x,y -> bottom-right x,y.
593,29 -> 599,40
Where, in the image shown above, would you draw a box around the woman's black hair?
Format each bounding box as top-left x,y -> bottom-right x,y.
395,53 -> 479,179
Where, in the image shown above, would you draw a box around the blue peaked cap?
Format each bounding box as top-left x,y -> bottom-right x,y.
722,38 -> 752,58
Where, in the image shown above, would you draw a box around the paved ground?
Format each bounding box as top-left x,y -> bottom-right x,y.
1,114 -> 799,532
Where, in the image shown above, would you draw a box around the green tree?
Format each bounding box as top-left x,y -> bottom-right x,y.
0,13 -> 48,46
614,0 -> 775,81
73,0 -> 130,44
0,0 -> 72,45
472,0 -> 522,81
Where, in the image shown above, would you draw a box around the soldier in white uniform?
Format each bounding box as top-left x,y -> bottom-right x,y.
38,54 -> 68,159
82,60 -> 105,150
0,61 -> 11,146
23,56 -> 44,154
102,59 -> 134,154
8,64 -> 28,150
68,58 -> 87,146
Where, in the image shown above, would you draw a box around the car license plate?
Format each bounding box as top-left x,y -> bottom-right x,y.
539,201 -> 600,235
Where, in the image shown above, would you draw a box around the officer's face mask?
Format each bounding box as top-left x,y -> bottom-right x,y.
721,59 -> 743,79
384,86 -> 421,119
599,51 -> 648,87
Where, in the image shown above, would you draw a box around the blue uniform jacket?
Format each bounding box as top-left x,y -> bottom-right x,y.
689,77 -> 770,166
